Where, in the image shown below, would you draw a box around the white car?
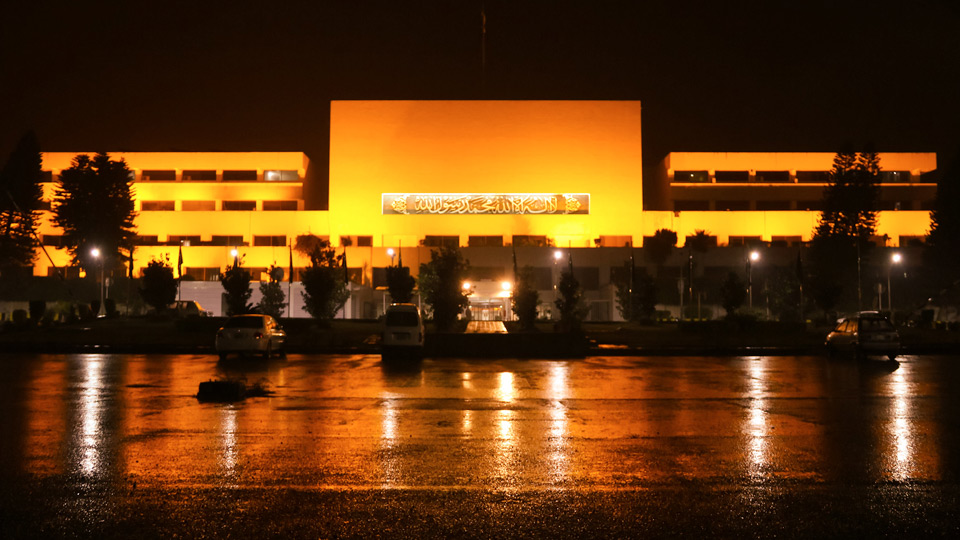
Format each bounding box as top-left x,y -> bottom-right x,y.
825,311 -> 900,361
216,314 -> 286,360
382,303 -> 425,360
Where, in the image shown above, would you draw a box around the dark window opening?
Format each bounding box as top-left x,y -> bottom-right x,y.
355,235 -> 373,247
141,200 -> 175,211
673,170 -> 710,183
223,170 -> 258,181
183,267 -> 221,281
133,235 -> 159,245
253,235 -> 287,247
714,171 -> 749,183
168,235 -> 201,246
182,200 -> 216,211
796,171 -> 830,183
771,235 -> 802,247
182,170 -> 217,181
141,170 -> 176,181
468,235 -> 504,247
512,235 -> 548,247
265,170 -> 299,182
755,171 -> 790,183
222,200 -> 256,211
423,235 -> 459,248
881,171 -> 911,183
262,200 -> 298,211
728,236 -> 763,247
40,171 -> 54,183
211,235 -> 245,246
42,235 -> 63,247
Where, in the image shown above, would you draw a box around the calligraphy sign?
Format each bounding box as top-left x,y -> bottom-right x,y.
382,193 -> 589,215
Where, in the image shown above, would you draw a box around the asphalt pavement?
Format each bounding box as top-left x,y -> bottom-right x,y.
2,352 -> 959,538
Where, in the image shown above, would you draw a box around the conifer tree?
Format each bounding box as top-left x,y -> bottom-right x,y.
0,131 -> 43,268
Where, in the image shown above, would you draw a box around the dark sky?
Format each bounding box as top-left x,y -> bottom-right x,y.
3,0 -> 959,179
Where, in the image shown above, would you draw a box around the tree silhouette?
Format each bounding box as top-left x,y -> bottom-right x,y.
644,229 -> 677,273
300,239 -> 349,324
139,256 -> 177,312
418,246 -> 470,331
0,131 -> 43,268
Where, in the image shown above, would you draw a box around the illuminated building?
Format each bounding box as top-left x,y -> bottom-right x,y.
29,101 -> 937,319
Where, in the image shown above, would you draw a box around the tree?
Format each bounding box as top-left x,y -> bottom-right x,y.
809,148 -> 882,313
615,261 -> 657,322
139,256 -> 177,312
767,266 -> 802,322
719,272 -> 747,317
555,268 -> 588,332
645,229 -> 677,274
220,258 -> 253,316
0,131 -> 43,268
300,239 -> 349,324
386,265 -> 416,303
258,265 -> 286,319
53,152 -> 137,269
686,230 -> 714,254
511,265 -> 541,330
418,246 -> 470,331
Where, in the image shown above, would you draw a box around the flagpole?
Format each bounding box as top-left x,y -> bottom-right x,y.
288,245 -> 294,318
177,242 -> 183,302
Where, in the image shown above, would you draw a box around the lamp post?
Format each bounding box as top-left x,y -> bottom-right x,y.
748,250 -> 760,310
553,250 -> 562,320
387,248 -> 395,266
91,248 -> 104,317
889,252 -> 902,323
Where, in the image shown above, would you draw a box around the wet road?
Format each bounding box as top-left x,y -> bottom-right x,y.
2,353 -> 959,538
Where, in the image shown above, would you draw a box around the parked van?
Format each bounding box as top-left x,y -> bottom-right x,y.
382,303 -> 425,360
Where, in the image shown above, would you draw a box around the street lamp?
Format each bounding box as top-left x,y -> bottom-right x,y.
889,252 -> 902,323
387,248 -> 395,266
748,250 -> 760,310
91,247 -> 104,317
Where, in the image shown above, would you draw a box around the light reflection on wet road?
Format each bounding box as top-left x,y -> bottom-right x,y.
3,353 -> 958,492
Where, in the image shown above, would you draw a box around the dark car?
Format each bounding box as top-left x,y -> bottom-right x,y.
825,311 -> 900,361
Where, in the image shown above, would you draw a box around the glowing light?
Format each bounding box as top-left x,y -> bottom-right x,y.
553,250 -> 563,260
501,281 -> 512,291
386,248 -> 395,257
230,249 -> 238,258
90,248 -> 100,258
750,251 -> 760,262
892,252 -> 902,264
462,281 -> 472,290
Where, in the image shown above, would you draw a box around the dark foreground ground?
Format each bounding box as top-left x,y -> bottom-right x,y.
4,481 -> 957,538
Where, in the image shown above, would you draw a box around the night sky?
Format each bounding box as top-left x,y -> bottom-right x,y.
3,0 -> 959,199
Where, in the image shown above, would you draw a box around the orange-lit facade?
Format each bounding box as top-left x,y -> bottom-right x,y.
27,101 -> 938,319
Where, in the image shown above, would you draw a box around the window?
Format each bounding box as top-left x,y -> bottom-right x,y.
168,235 -> 201,246
49,266 -> 81,279
182,200 -> 216,211
40,171 -> 53,183
356,235 -> 373,247
222,200 -> 256,211
133,235 -> 159,245
222,170 -> 258,181
881,171 -> 911,183
574,267 -> 600,290
253,235 -> 286,247
899,235 -> 925,247
599,235 -> 632,247
674,200 -> 709,211
755,171 -> 790,183
211,235 -> 245,246
756,201 -> 791,211
771,235 -> 802,247
37,200 -> 52,211
466,267 -> 505,281
262,200 -> 298,211
141,170 -> 176,181
714,171 -> 749,183
42,234 -> 63,247
182,170 -> 216,181
184,267 -> 220,281
530,267 -> 554,289
372,267 -> 388,288
468,235 -> 503,247
264,170 -> 299,181
673,171 -> 709,183
141,200 -> 175,211
684,234 -> 717,248
512,235 -> 547,247
716,200 -> 750,211
728,235 -> 762,246
423,235 -> 458,247
796,171 -> 830,183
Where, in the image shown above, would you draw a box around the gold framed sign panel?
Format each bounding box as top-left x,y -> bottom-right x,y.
383,193 -> 590,215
